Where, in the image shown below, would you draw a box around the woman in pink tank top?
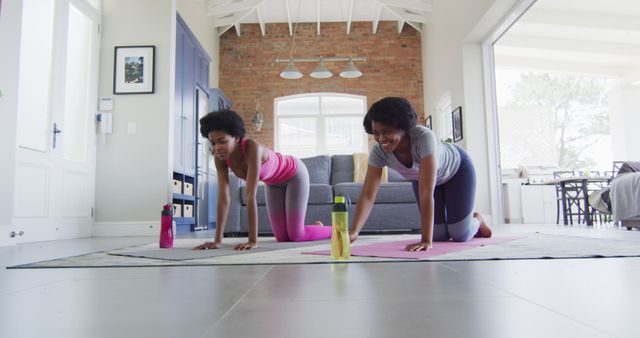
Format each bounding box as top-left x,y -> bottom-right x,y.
193,110 -> 332,251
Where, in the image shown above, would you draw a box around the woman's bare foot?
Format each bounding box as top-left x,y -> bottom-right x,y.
473,212 -> 492,238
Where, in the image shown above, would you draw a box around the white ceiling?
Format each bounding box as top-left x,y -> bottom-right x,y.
204,0 -> 640,81
204,0 -> 431,36
494,0 -> 640,81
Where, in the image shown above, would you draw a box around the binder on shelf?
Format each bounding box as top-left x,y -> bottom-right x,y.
173,203 -> 182,217
183,204 -> 193,217
184,182 -> 194,196
172,179 -> 183,194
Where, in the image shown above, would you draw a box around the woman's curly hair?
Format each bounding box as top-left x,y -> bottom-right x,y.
199,109 -> 246,140
363,97 -> 417,135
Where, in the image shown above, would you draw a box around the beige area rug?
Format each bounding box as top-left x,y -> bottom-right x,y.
8,230 -> 640,269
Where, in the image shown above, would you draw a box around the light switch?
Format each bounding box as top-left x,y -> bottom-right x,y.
127,122 -> 137,135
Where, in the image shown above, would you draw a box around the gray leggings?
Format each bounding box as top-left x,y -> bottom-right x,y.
264,159 -> 332,242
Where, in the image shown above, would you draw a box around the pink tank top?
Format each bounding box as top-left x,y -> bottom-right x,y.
227,139 -> 298,185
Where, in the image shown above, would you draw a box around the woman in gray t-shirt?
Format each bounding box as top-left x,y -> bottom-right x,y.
349,97 -> 492,252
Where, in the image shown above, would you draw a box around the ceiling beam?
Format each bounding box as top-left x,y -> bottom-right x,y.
284,0 -> 292,36
209,0 -> 263,16
215,0 -> 268,35
381,0 -> 432,12
346,0 -> 354,35
213,12 -> 245,27
400,11 -> 428,23
217,8 -> 255,36
317,0 -> 321,35
377,1 -> 422,33
372,2 -> 382,34
256,6 -> 265,36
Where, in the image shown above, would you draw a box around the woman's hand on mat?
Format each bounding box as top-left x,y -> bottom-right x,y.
234,241 -> 257,251
404,241 -> 432,252
192,241 -> 221,250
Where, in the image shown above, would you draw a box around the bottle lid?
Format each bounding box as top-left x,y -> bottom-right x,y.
334,196 -> 346,204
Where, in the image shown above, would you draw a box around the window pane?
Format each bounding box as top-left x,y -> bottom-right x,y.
321,96 -> 364,115
277,97 -> 319,115
63,4 -> 94,161
278,118 -> 317,158
16,0 -> 55,152
325,117 -> 366,154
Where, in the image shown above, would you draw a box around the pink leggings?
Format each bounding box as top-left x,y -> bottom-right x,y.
265,159 -> 332,242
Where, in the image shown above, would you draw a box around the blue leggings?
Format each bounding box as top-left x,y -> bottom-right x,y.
412,146 -> 479,242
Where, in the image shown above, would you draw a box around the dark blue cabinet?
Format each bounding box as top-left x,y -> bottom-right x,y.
173,15 -> 212,233
208,88 -> 231,111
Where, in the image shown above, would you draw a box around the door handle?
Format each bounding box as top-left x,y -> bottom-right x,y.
9,231 -> 23,238
53,123 -> 62,149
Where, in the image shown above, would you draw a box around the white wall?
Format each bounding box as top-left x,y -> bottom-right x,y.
94,0 -> 176,235
609,84 -> 640,161
0,0 -> 22,245
423,0 -> 520,222
177,0 -> 219,87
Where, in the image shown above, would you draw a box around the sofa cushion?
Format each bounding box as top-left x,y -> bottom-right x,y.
241,184 -> 333,206
300,155 -> 331,185
308,184 -> 333,205
331,154 -> 354,185
333,182 -> 416,204
240,185 -> 267,206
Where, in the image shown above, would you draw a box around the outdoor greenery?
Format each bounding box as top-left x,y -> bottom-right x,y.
503,72 -> 610,170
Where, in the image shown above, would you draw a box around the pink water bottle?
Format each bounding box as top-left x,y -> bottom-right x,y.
160,204 -> 174,248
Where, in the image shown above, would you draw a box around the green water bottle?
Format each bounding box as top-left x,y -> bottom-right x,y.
331,196 -> 350,260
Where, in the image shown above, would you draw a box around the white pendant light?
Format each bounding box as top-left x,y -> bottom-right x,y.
310,58 -> 333,79
339,59 -> 362,78
280,60 -> 303,79
275,56 -> 366,79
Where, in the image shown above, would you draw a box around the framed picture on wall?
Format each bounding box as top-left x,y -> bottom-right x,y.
452,106 -> 463,142
425,115 -> 432,130
113,45 -> 155,94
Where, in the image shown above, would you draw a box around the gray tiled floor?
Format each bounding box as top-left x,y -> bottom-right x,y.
1,225 -> 638,338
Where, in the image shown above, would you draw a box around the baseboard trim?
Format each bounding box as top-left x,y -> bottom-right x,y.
92,221 -> 160,237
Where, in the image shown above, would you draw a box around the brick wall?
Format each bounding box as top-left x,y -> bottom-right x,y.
219,21 -> 423,148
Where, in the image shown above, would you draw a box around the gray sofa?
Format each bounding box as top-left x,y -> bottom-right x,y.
223,154 -> 421,235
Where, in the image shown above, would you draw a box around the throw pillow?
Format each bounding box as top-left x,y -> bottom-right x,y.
353,152 -> 388,183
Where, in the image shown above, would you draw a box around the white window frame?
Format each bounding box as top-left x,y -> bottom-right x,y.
274,93 -> 368,156
482,0 -> 537,224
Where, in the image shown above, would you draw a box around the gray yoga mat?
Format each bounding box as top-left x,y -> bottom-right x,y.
109,239 -> 332,261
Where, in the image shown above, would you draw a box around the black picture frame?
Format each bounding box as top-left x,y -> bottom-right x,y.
452,106 -> 463,142
425,115 -> 432,130
113,45 -> 155,94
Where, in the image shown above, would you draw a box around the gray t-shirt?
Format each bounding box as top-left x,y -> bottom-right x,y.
368,125 -> 461,185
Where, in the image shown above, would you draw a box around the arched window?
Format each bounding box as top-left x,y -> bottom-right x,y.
275,93 -> 367,157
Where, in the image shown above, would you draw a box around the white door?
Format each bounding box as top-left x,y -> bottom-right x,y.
12,0 -> 100,243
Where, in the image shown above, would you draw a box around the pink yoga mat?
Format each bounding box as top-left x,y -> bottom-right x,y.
302,235 -> 521,259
